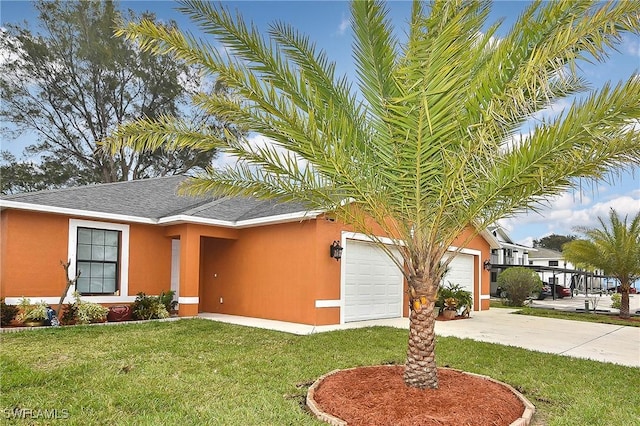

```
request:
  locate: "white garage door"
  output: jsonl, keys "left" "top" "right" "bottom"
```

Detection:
{"left": 344, "top": 240, "right": 404, "bottom": 322}
{"left": 441, "top": 252, "right": 475, "bottom": 307}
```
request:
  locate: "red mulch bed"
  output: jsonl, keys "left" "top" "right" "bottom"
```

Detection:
{"left": 312, "top": 366, "right": 525, "bottom": 426}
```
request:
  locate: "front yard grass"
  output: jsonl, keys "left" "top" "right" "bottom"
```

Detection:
{"left": 1, "top": 319, "right": 639, "bottom": 425}
{"left": 514, "top": 306, "right": 640, "bottom": 327}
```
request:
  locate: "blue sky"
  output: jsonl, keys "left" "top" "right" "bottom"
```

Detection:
{"left": 2, "top": 0, "right": 639, "bottom": 246}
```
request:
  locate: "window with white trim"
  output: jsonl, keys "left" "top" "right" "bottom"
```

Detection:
{"left": 76, "top": 227, "right": 121, "bottom": 294}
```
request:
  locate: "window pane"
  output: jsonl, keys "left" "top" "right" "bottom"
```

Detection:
{"left": 77, "top": 262, "right": 91, "bottom": 278}
{"left": 78, "top": 228, "right": 92, "bottom": 244}
{"left": 104, "top": 246, "right": 118, "bottom": 261}
{"left": 90, "top": 262, "right": 104, "bottom": 278}
{"left": 77, "top": 244, "right": 92, "bottom": 260}
{"left": 92, "top": 246, "right": 105, "bottom": 261}
{"left": 104, "top": 231, "right": 119, "bottom": 246}
{"left": 76, "top": 277, "right": 90, "bottom": 293}
{"left": 103, "top": 279, "right": 116, "bottom": 293}
{"left": 104, "top": 263, "right": 116, "bottom": 279}
{"left": 90, "top": 277, "right": 104, "bottom": 293}
{"left": 92, "top": 230, "right": 105, "bottom": 245}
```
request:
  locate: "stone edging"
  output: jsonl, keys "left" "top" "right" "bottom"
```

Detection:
{"left": 306, "top": 365, "right": 536, "bottom": 426}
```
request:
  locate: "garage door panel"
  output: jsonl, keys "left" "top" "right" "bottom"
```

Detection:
{"left": 344, "top": 240, "right": 404, "bottom": 322}
{"left": 441, "top": 253, "right": 474, "bottom": 306}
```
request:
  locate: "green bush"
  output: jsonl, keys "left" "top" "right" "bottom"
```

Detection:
{"left": 132, "top": 292, "right": 170, "bottom": 320}
{"left": 1, "top": 298, "right": 19, "bottom": 326}
{"left": 62, "top": 292, "right": 109, "bottom": 324}
{"left": 610, "top": 293, "right": 622, "bottom": 310}
{"left": 497, "top": 267, "right": 542, "bottom": 307}
{"left": 436, "top": 283, "right": 472, "bottom": 314}
{"left": 158, "top": 290, "right": 178, "bottom": 313}
{"left": 15, "top": 297, "right": 49, "bottom": 323}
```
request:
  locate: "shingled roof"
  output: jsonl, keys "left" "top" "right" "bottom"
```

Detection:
{"left": 0, "top": 175, "right": 316, "bottom": 225}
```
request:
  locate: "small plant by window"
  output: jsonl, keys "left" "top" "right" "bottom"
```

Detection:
{"left": 62, "top": 292, "right": 109, "bottom": 324}
{"left": 15, "top": 298, "right": 49, "bottom": 324}
{"left": 158, "top": 290, "right": 178, "bottom": 313}
{"left": 132, "top": 292, "right": 170, "bottom": 320}
{"left": 1, "top": 298, "right": 19, "bottom": 326}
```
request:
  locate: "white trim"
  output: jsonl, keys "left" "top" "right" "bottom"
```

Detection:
{"left": 480, "top": 294, "right": 491, "bottom": 300}
{"left": 178, "top": 296, "right": 199, "bottom": 304}
{"left": 68, "top": 219, "right": 130, "bottom": 300}
{"left": 1, "top": 200, "right": 155, "bottom": 224}
{"left": 340, "top": 231, "right": 403, "bottom": 247}
{"left": 158, "top": 210, "right": 324, "bottom": 228}
{"left": 1, "top": 199, "right": 323, "bottom": 229}
{"left": 157, "top": 215, "right": 236, "bottom": 227}
{"left": 315, "top": 299, "right": 341, "bottom": 308}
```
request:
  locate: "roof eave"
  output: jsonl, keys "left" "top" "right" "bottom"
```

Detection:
{"left": 1, "top": 200, "right": 324, "bottom": 229}
{"left": 0, "top": 200, "right": 156, "bottom": 224}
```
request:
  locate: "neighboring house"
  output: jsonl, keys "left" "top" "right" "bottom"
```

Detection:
{"left": 487, "top": 225, "right": 537, "bottom": 294}
{"left": 527, "top": 247, "right": 605, "bottom": 292}
{"left": 1, "top": 175, "right": 497, "bottom": 326}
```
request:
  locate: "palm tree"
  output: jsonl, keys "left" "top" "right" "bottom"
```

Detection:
{"left": 563, "top": 210, "right": 640, "bottom": 319}
{"left": 114, "top": 0, "right": 640, "bottom": 389}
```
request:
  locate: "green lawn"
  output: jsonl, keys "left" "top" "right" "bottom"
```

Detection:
{"left": 1, "top": 319, "right": 639, "bottom": 425}
{"left": 513, "top": 307, "right": 640, "bottom": 327}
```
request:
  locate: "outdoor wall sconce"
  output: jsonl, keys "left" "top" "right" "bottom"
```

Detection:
{"left": 483, "top": 260, "right": 492, "bottom": 271}
{"left": 330, "top": 241, "right": 343, "bottom": 261}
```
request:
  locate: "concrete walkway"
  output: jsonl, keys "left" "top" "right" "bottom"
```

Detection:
{"left": 199, "top": 309, "right": 640, "bottom": 368}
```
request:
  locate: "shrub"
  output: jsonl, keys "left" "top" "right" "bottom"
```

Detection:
{"left": 62, "top": 292, "right": 109, "bottom": 324}
{"left": 497, "top": 267, "right": 542, "bottom": 307}
{"left": 15, "top": 297, "right": 49, "bottom": 323}
{"left": 611, "top": 293, "right": 622, "bottom": 310}
{"left": 436, "top": 283, "right": 472, "bottom": 314}
{"left": 132, "top": 292, "right": 170, "bottom": 320}
{"left": 158, "top": 290, "right": 178, "bottom": 313}
{"left": 61, "top": 303, "right": 78, "bottom": 325}
{"left": 76, "top": 301, "right": 109, "bottom": 324}
{"left": 1, "top": 298, "right": 19, "bottom": 326}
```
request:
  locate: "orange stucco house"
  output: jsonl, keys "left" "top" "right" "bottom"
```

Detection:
{"left": 1, "top": 176, "right": 499, "bottom": 325}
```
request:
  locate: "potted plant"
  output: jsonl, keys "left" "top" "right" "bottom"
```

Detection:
{"left": 16, "top": 297, "right": 49, "bottom": 327}
{"left": 437, "top": 282, "right": 473, "bottom": 319}
{"left": 442, "top": 297, "right": 458, "bottom": 319}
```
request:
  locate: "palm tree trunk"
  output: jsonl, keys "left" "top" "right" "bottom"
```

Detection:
{"left": 404, "top": 300, "right": 439, "bottom": 389}
{"left": 620, "top": 291, "right": 630, "bottom": 319}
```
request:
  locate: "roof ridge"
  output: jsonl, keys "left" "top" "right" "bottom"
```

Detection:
{"left": 169, "top": 195, "right": 231, "bottom": 217}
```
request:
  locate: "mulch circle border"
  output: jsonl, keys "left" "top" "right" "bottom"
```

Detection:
{"left": 306, "top": 365, "right": 535, "bottom": 426}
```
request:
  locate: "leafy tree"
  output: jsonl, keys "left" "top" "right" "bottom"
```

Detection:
{"left": 0, "top": 0, "right": 222, "bottom": 187}
{"left": 115, "top": 0, "right": 640, "bottom": 389}
{"left": 533, "top": 234, "right": 576, "bottom": 252}
{"left": 0, "top": 152, "right": 93, "bottom": 195}
{"left": 563, "top": 209, "right": 640, "bottom": 319}
{"left": 497, "top": 267, "right": 542, "bottom": 306}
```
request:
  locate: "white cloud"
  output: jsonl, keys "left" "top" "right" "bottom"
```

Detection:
{"left": 213, "top": 133, "right": 309, "bottom": 172}
{"left": 530, "top": 98, "right": 572, "bottom": 122}
{"left": 336, "top": 16, "right": 349, "bottom": 36}
{"left": 499, "top": 191, "right": 640, "bottom": 245}
{"left": 623, "top": 34, "right": 640, "bottom": 57}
